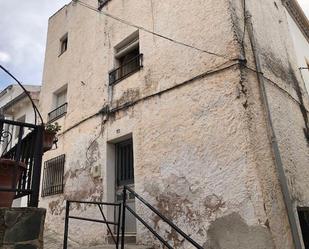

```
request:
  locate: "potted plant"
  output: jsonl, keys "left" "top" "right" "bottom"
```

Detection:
{"left": 0, "top": 159, "right": 26, "bottom": 207}
{"left": 43, "top": 122, "right": 61, "bottom": 152}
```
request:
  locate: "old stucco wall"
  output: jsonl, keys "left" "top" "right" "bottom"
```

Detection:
{"left": 231, "top": 0, "right": 309, "bottom": 248}
{"left": 39, "top": 0, "right": 309, "bottom": 248}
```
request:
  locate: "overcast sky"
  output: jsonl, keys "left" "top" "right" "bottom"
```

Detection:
{"left": 0, "top": 0, "right": 308, "bottom": 90}
{"left": 0, "top": 0, "right": 70, "bottom": 89}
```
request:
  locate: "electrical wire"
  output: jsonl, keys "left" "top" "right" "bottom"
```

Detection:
{"left": 75, "top": 0, "right": 234, "bottom": 60}
{"left": 59, "top": 58, "right": 241, "bottom": 136}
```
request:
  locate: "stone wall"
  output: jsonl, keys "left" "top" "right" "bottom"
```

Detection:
{"left": 0, "top": 208, "right": 46, "bottom": 249}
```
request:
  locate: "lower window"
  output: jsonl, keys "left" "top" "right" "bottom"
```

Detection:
{"left": 41, "top": 154, "right": 65, "bottom": 197}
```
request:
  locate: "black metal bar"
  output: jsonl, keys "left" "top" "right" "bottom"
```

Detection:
{"left": 0, "top": 118, "right": 37, "bottom": 129}
{"left": 125, "top": 186, "right": 203, "bottom": 249}
{"left": 116, "top": 204, "right": 121, "bottom": 249}
{"left": 11, "top": 126, "right": 24, "bottom": 189}
{"left": 0, "top": 188, "right": 32, "bottom": 193}
{"left": 68, "top": 216, "right": 118, "bottom": 225}
{"left": 68, "top": 200, "right": 121, "bottom": 206}
{"left": 120, "top": 188, "right": 127, "bottom": 249}
{"left": 63, "top": 200, "right": 70, "bottom": 249}
{"left": 48, "top": 102, "right": 68, "bottom": 123}
{"left": 110, "top": 54, "right": 142, "bottom": 74}
{"left": 109, "top": 54, "right": 143, "bottom": 85}
{"left": 63, "top": 200, "right": 121, "bottom": 249}
{"left": 98, "top": 204, "right": 117, "bottom": 245}
{"left": 126, "top": 205, "right": 173, "bottom": 249}
{"left": 29, "top": 125, "right": 44, "bottom": 207}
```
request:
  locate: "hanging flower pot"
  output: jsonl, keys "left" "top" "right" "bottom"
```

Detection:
{"left": 43, "top": 130, "right": 56, "bottom": 152}
{"left": 0, "top": 159, "right": 26, "bottom": 207}
{"left": 43, "top": 122, "right": 61, "bottom": 152}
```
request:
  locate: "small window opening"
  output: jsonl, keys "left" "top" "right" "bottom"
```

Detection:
{"left": 60, "top": 33, "right": 68, "bottom": 55}
{"left": 109, "top": 31, "right": 143, "bottom": 85}
{"left": 298, "top": 208, "right": 309, "bottom": 248}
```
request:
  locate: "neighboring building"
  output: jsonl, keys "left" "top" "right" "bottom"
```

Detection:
{"left": 0, "top": 84, "right": 41, "bottom": 206}
{"left": 39, "top": 0, "right": 309, "bottom": 248}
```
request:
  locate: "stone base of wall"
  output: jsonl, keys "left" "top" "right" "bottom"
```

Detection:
{"left": 0, "top": 207, "right": 46, "bottom": 249}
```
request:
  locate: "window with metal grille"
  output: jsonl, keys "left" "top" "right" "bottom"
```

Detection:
{"left": 48, "top": 87, "right": 68, "bottom": 122}
{"left": 41, "top": 154, "right": 65, "bottom": 197}
{"left": 298, "top": 208, "right": 309, "bottom": 248}
{"left": 116, "top": 139, "right": 134, "bottom": 186}
{"left": 109, "top": 31, "right": 143, "bottom": 85}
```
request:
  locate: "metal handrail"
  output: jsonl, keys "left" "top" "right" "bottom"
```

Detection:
{"left": 109, "top": 54, "right": 143, "bottom": 85}
{"left": 63, "top": 200, "right": 121, "bottom": 249}
{"left": 121, "top": 186, "right": 203, "bottom": 249}
{"left": 110, "top": 54, "right": 143, "bottom": 73}
{"left": 48, "top": 102, "right": 68, "bottom": 123}
{"left": 0, "top": 118, "right": 43, "bottom": 207}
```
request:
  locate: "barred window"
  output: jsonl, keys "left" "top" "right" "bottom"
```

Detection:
{"left": 41, "top": 154, "right": 65, "bottom": 197}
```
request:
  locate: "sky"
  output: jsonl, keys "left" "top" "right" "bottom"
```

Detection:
{"left": 0, "top": 0, "right": 70, "bottom": 89}
{"left": 0, "top": 0, "right": 308, "bottom": 90}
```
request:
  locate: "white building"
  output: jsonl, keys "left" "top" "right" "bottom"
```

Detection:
{"left": 0, "top": 84, "right": 41, "bottom": 206}
{"left": 40, "top": 0, "right": 309, "bottom": 248}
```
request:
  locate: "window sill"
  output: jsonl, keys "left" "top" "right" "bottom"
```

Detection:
{"left": 58, "top": 50, "right": 67, "bottom": 57}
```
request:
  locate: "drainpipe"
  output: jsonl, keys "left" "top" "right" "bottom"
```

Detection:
{"left": 246, "top": 14, "right": 303, "bottom": 249}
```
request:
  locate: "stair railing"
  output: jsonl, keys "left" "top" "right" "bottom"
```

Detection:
{"left": 63, "top": 200, "right": 121, "bottom": 249}
{"left": 121, "top": 186, "right": 203, "bottom": 249}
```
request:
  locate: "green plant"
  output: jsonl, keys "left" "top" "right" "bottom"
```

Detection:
{"left": 45, "top": 122, "right": 61, "bottom": 133}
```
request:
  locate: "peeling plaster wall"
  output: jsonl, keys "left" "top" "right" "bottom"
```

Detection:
{"left": 39, "top": 0, "right": 309, "bottom": 248}
{"left": 230, "top": 0, "right": 309, "bottom": 248}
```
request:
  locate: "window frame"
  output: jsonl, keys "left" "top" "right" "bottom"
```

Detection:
{"left": 41, "top": 154, "right": 65, "bottom": 197}
{"left": 59, "top": 33, "right": 68, "bottom": 56}
{"left": 48, "top": 86, "right": 68, "bottom": 123}
{"left": 115, "top": 138, "right": 134, "bottom": 187}
{"left": 109, "top": 31, "right": 143, "bottom": 85}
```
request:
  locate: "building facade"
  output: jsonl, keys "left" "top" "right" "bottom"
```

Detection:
{"left": 0, "top": 84, "right": 41, "bottom": 206}
{"left": 39, "top": 0, "right": 309, "bottom": 248}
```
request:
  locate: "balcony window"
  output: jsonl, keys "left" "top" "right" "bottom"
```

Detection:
{"left": 41, "top": 154, "right": 65, "bottom": 197}
{"left": 48, "top": 87, "right": 67, "bottom": 122}
{"left": 109, "top": 31, "right": 143, "bottom": 85}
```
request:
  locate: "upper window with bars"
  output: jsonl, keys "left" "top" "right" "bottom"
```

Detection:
{"left": 109, "top": 31, "right": 143, "bottom": 85}
{"left": 48, "top": 86, "right": 68, "bottom": 123}
{"left": 41, "top": 154, "right": 65, "bottom": 197}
